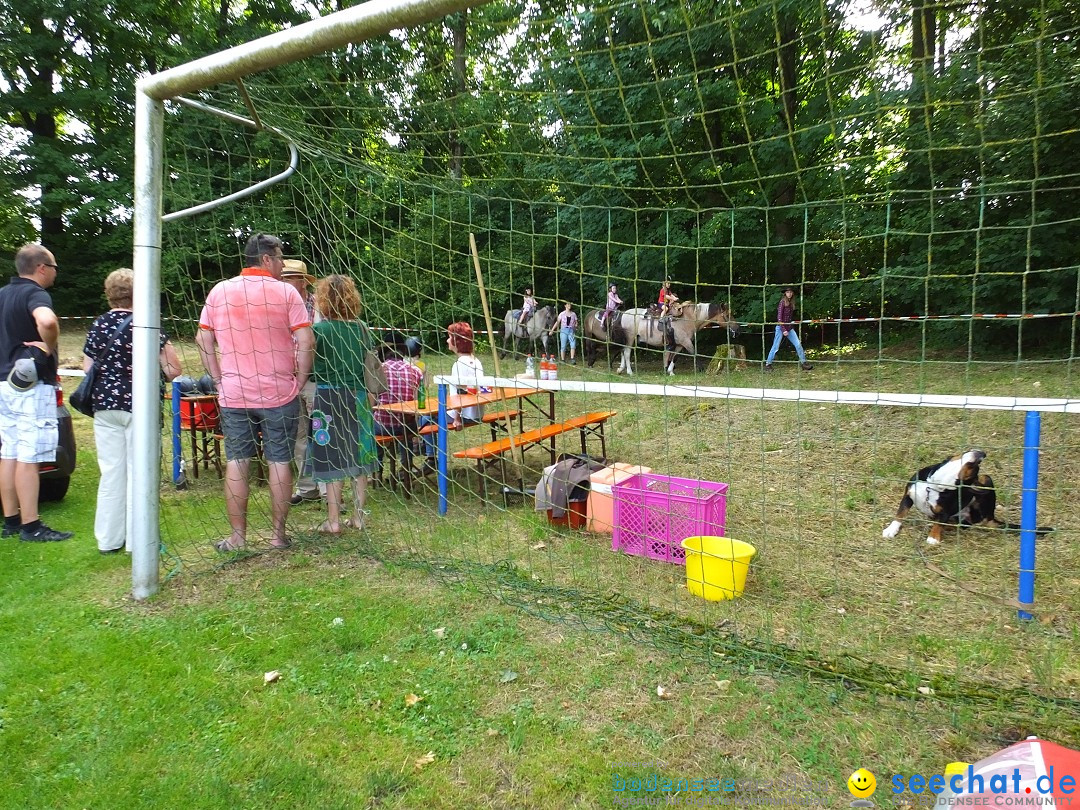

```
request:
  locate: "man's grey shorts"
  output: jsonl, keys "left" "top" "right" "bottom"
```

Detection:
{"left": 220, "top": 398, "right": 300, "bottom": 464}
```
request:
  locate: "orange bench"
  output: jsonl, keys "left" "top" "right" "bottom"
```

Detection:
{"left": 380, "top": 410, "right": 522, "bottom": 497}
{"left": 452, "top": 411, "right": 617, "bottom": 497}
{"left": 417, "top": 409, "right": 522, "bottom": 437}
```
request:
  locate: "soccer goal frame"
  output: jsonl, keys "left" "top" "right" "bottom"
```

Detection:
{"left": 130, "top": 0, "right": 1075, "bottom": 616}
{"left": 131, "top": 0, "right": 483, "bottom": 599}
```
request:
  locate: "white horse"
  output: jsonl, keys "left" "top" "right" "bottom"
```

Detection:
{"left": 501, "top": 305, "right": 555, "bottom": 357}
{"left": 583, "top": 301, "right": 739, "bottom": 375}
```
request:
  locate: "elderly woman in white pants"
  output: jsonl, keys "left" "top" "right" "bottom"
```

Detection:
{"left": 81, "top": 269, "right": 181, "bottom": 553}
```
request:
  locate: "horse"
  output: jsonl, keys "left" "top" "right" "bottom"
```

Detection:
{"left": 583, "top": 301, "right": 740, "bottom": 375}
{"left": 501, "top": 305, "right": 555, "bottom": 357}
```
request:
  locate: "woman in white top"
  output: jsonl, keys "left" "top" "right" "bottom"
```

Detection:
{"left": 445, "top": 321, "right": 484, "bottom": 429}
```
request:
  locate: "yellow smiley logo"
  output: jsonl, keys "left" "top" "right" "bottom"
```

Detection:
{"left": 847, "top": 768, "right": 876, "bottom": 799}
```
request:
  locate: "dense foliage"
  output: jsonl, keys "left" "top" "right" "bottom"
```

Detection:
{"left": 3, "top": 0, "right": 1077, "bottom": 351}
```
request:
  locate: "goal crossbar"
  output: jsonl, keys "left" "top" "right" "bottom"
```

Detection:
{"left": 138, "top": 0, "right": 483, "bottom": 101}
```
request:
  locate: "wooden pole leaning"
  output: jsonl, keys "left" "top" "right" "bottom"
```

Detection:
{"left": 469, "top": 232, "right": 525, "bottom": 471}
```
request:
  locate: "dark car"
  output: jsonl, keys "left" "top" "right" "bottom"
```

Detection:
{"left": 0, "top": 383, "right": 76, "bottom": 502}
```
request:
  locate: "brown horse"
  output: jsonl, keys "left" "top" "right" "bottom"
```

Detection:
{"left": 583, "top": 301, "right": 740, "bottom": 375}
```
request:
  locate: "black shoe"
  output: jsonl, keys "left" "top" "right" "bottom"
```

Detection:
{"left": 20, "top": 523, "right": 73, "bottom": 542}
{"left": 289, "top": 493, "right": 320, "bottom": 506}
{"left": 99, "top": 545, "right": 126, "bottom": 555}
{"left": 2, "top": 525, "right": 18, "bottom": 538}
{"left": 800, "top": 362, "right": 814, "bottom": 371}
{"left": 421, "top": 458, "right": 438, "bottom": 477}
{"left": 764, "top": 364, "right": 774, "bottom": 372}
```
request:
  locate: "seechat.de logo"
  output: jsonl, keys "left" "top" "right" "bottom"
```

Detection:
{"left": 848, "top": 768, "right": 877, "bottom": 807}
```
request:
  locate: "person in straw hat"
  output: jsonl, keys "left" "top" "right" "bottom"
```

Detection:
{"left": 281, "top": 258, "right": 324, "bottom": 504}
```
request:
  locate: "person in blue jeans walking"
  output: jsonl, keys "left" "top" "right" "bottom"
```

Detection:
{"left": 765, "top": 287, "right": 813, "bottom": 371}
{"left": 549, "top": 300, "right": 578, "bottom": 364}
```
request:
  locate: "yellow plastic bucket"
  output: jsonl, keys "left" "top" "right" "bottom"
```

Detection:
{"left": 680, "top": 536, "right": 757, "bottom": 601}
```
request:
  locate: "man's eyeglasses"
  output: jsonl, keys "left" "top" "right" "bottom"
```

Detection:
{"left": 42, "top": 262, "right": 57, "bottom": 269}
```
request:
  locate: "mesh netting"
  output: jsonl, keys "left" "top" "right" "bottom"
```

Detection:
{"left": 151, "top": 0, "right": 1080, "bottom": 710}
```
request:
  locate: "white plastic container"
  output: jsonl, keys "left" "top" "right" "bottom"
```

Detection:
{"left": 587, "top": 463, "right": 653, "bottom": 534}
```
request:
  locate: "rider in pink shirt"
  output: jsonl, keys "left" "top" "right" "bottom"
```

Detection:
{"left": 602, "top": 284, "right": 623, "bottom": 330}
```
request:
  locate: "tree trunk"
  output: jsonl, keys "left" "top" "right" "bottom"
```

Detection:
{"left": 32, "top": 111, "right": 64, "bottom": 246}
{"left": 773, "top": 6, "right": 799, "bottom": 285}
{"left": 449, "top": 10, "right": 467, "bottom": 180}
{"left": 937, "top": 9, "right": 946, "bottom": 75}
{"left": 217, "top": 0, "right": 229, "bottom": 43}
{"left": 909, "top": 0, "right": 936, "bottom": 129}
{"left": 23, "top": 17, "right": 63, "bottom": 246}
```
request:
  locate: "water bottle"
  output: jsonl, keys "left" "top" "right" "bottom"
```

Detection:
{"left": 525, "top": 354, "right": 535, "bottom": 378}
{"left": 549, "top": 355, "right": 558, "bottom": 381}
{"left": 540, "top": 355, "right": 550, "bottom": 380}
{"left": 933, "top": 762, "right": 970, "bottom": 807}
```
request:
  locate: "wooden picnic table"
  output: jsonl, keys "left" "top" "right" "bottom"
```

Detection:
{"left": 374, "top": 386, "right": 553, "bottom": 421}
{"left": 374, "top": 386, "right": 557, "bottom": 458}
{"left": 374, "top": 385, "right": 560, "bottom": 511}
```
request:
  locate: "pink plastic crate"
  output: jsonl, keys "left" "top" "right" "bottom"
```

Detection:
{"left": 612, "top": 473, "right": 728, "bottom": 564}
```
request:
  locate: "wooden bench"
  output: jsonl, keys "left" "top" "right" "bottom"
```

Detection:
{"left": 452, "top": 410, "right": 617, "bottom": 497}
{"left": 379, "top": 410, "right": 522, "bottom": 497}
{"left": 374, "top": 432, "right": 413, "bottom": 497}
{"left": 417, "top": 409, "right": 522, "bottom": 438}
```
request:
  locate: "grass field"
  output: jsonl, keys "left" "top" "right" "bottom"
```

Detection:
{"left": 2, "top": 321, "right": 1074, "bottom": 807}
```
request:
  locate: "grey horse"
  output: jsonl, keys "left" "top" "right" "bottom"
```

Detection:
{"left": 501, "top": 305, "right": 555, "bottom": 357}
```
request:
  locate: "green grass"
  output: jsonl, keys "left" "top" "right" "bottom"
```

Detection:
{"left": 0, "top": 519, "right": 1061, "bottom": 809}
{"left": 8, "top": 327, "right": 1075, "bottom": 807}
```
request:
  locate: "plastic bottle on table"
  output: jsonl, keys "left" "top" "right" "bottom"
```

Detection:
{"left": 525, "top": 353, "right": 535, "bottom": 378}
{"left": 549, "top": 355, "right": 558, "bottom": 381}
{"left": 933, "top": 762, "right": 970, "bottom": 807}
{"left": 540, "top": 355, "right": 551, "bottom": 380}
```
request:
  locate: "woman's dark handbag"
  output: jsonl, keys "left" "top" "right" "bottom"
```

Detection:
{"left": 70, "top": 314, "right": 133, "bottom": 417}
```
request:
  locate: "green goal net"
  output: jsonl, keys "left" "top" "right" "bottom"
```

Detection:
{"left": 149, "top": 0, "right": 1080, "bottom": 710}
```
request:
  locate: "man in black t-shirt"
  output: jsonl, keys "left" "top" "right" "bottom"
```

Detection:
{"left": 0, "top": 244, "right": 73, "bottom": 542}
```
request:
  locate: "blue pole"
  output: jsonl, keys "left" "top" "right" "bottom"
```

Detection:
{"left": 437, "top": 382, "right": 449, "bottom": 515}
{"left": 171, "top": 380, "right": 182, "bottom": 485}
{"left": 1018, "top": 410, "right": 1041, "bottom": 621}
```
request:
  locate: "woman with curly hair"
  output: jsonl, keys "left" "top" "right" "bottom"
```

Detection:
{"left": 309, "top": 274, "right": 378, "bottom": 533}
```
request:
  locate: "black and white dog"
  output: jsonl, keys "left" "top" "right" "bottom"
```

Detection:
{"left": 881, "top": 449, "right": 1053, "bottom": 545}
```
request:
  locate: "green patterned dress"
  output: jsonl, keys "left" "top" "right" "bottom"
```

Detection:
{"left": 309, "top": 319, "right": 378, "bottom": 480}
